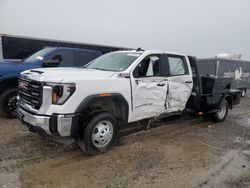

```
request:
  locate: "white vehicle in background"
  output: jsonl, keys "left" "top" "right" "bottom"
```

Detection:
{"left": 17, "top": 49, "right": 241, "bottom": 155}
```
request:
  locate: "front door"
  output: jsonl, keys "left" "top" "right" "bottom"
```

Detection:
{"left": 130, "top": 54, "right": 169, "bottom": 121}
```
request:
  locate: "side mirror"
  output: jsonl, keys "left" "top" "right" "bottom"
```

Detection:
{"left": 42, "top": 59, "right": 61, "bottom": 67}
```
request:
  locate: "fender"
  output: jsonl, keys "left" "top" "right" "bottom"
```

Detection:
{"left": 75, "top": 93, "right": 129, "bottom": 125}
{"left": 0, "top": 75, "right": 19, "bottom": 94}
{"left": 224, "top": 90, "right": 241, "bottom": 108}
{"left": 0, "top": 74, "right": 19, "bottom": 84}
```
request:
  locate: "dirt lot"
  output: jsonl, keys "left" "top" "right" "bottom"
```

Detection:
{"left": 0, "top": 95, "right": 250, "bottom": 188}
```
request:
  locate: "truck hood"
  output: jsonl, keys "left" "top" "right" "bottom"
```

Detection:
{"left": 21, "top": 68, "right": 116, "bottom": 82}
{"left": 0, "top": 60, "right": 40, "bottom": 77}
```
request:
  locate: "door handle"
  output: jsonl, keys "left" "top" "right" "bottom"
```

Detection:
{"left": 185, "top": 81, "right": 193, "bottom": 84}
{"left": 161, "top": 78, "right": 168, "bottom": 81}
{"left": 157, "top": 83, "right": 165, "bottom": 87}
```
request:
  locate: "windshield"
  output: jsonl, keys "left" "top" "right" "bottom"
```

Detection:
{"left": 24, "top": 48, "right": 53, "bottom": 62}
{"left": 85, "top": 52, "right": 141, "bottom": 72}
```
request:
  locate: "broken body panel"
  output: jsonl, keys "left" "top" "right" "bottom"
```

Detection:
{"left": 130, "top": 53, "right": 193, "bottom": 122}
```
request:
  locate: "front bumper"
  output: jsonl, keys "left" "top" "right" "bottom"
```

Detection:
{"left": 17, "top": 106, "right": 79, "bottom": 137}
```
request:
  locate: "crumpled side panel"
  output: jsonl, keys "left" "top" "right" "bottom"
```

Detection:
{"left": 168, "top": 82, "right": 189, "bottom": 108}
{"left": 166, "top": 75, "right": 192, "bottom": 113}
{"left": 132, "top": 80, "right": 168, "bottom": 121}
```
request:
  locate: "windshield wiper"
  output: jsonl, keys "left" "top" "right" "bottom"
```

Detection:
{"left": 90, "top": 68, "right": 109, "bottom": 71}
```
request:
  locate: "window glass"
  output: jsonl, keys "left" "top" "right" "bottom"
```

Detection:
{"left": 86, "top": 52, "right": 141, "bottom": 71}
{"left": 49, "top": 50, "right": 74, "bottom": 66}
{"left": 168, "top": 56, "right": 187, "bottom": 76}
{"left": 74, "top": 51, "right": 99, "bottom": 66}
{"left": 24, "top": 48, "right": 53, "bottom": 63}
{"left": 134, "top": 55, "right": 160, "bottom": 77}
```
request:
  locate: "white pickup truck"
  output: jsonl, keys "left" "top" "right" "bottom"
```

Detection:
{"left": 17, "top": 49, "right": 241, "bottom": 155}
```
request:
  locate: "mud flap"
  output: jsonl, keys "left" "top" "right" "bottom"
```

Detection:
{"left": 77, "top": 136, "right": 87, "bottom": 153}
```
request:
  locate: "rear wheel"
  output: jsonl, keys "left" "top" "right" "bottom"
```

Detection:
{"left": 212, "top": 100, "right": 228, "bottom": 123}
{"left": 0, "top": 88, "right": 18, "bottom": 119}
{"left": 241, "top": 89, "right": 246, "bottom": 97}
{"left": 79, "top": 112, "right": 118, "bottom": 155}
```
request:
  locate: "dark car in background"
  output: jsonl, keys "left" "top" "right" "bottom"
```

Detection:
{"left": 0, "top": 47, "right": 102, "bottom": 118}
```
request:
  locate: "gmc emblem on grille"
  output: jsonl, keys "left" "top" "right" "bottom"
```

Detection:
{"left": 19, "top": 81, "right": 28, "bottom": 90}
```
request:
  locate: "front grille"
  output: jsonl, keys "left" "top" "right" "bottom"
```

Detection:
{"left": 18, "top": 78, "right": 43, "bottom": 110}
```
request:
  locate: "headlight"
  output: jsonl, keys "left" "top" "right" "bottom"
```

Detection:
{"left": 46, "top": 83, "right": 76, "bottom": 105}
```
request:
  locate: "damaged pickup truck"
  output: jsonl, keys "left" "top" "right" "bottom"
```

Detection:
{"left": 17, "top": 49, "right": 241, "bottom": 155}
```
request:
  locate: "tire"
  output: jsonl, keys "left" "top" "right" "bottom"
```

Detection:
{"left": 212, "top": 100, "right": 228, "bottom": 123}
{"left": 79, "top": 112, "right": 118, "bottom": 155}
{"left": 0, "top": 88, "right": 18, "bottom": 119}
{"left": 241, "top": 89, "right": 246, "bottom": 97}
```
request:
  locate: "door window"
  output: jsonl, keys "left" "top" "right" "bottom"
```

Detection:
{"left": 133, "top": 55, "right": 160, "bottom": 78}
{"left": 168, "top": 56, "right": 188, "bottom": 76}
{"left": 49, "top": 50, "right": 74, "bottom": 66}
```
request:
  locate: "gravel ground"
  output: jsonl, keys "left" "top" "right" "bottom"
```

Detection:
{"left": 0, "top": 95, "right": 250, "bottom": 188}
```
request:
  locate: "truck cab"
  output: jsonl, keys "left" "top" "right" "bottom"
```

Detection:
{"left": 17, "top": 50, "right": 240, "bottom": 155}
{"left": 0, "top": 47, "right": 102, "bottom": 118}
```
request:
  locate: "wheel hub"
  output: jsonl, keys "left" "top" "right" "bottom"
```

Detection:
{"left": 92, "top": 120, "right": 113, "bottom": 148}
{"left": 218, "top": 102, "right": 226, "bottom": 119}
{"left": 7, "top": 96, "right": 17, "bottom": 112}
{"left": 242, "top": 90, "right": 246, "bottom": 97}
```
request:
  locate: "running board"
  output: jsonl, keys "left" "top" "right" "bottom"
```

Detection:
{"left": 146, "top": 112, "right": 182, "bottom": 129}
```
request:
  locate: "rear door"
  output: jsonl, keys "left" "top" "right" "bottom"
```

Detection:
{"left": 166, "top": 54, "right": 193, "bottom": 112}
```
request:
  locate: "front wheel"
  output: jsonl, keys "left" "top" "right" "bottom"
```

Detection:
{"left": 212, "top": 100, "right": 228, "bottom": 123}
{"left": 79, "top": 112, "right": 118, "bottom": 155}
{"left": 0, "top": 88, "right": 18, "bottom": 119}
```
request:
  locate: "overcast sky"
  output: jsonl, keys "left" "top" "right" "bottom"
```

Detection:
{"left": 0, "top": 0, "right": 250, "bottom": 59}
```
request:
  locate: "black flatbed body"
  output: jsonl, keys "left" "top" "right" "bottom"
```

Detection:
{"left": 186, "top": 56, "right": 241, "bottom": 114}
{"left": 197, "top": 58, "right": 250, "bottom": 91}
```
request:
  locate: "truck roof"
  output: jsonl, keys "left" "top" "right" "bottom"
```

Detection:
{"left": 43, "top": 47, "right": 103, "bottom": 53}
{"left": 113, "top": 49, "right": 187, "bottom": 57}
